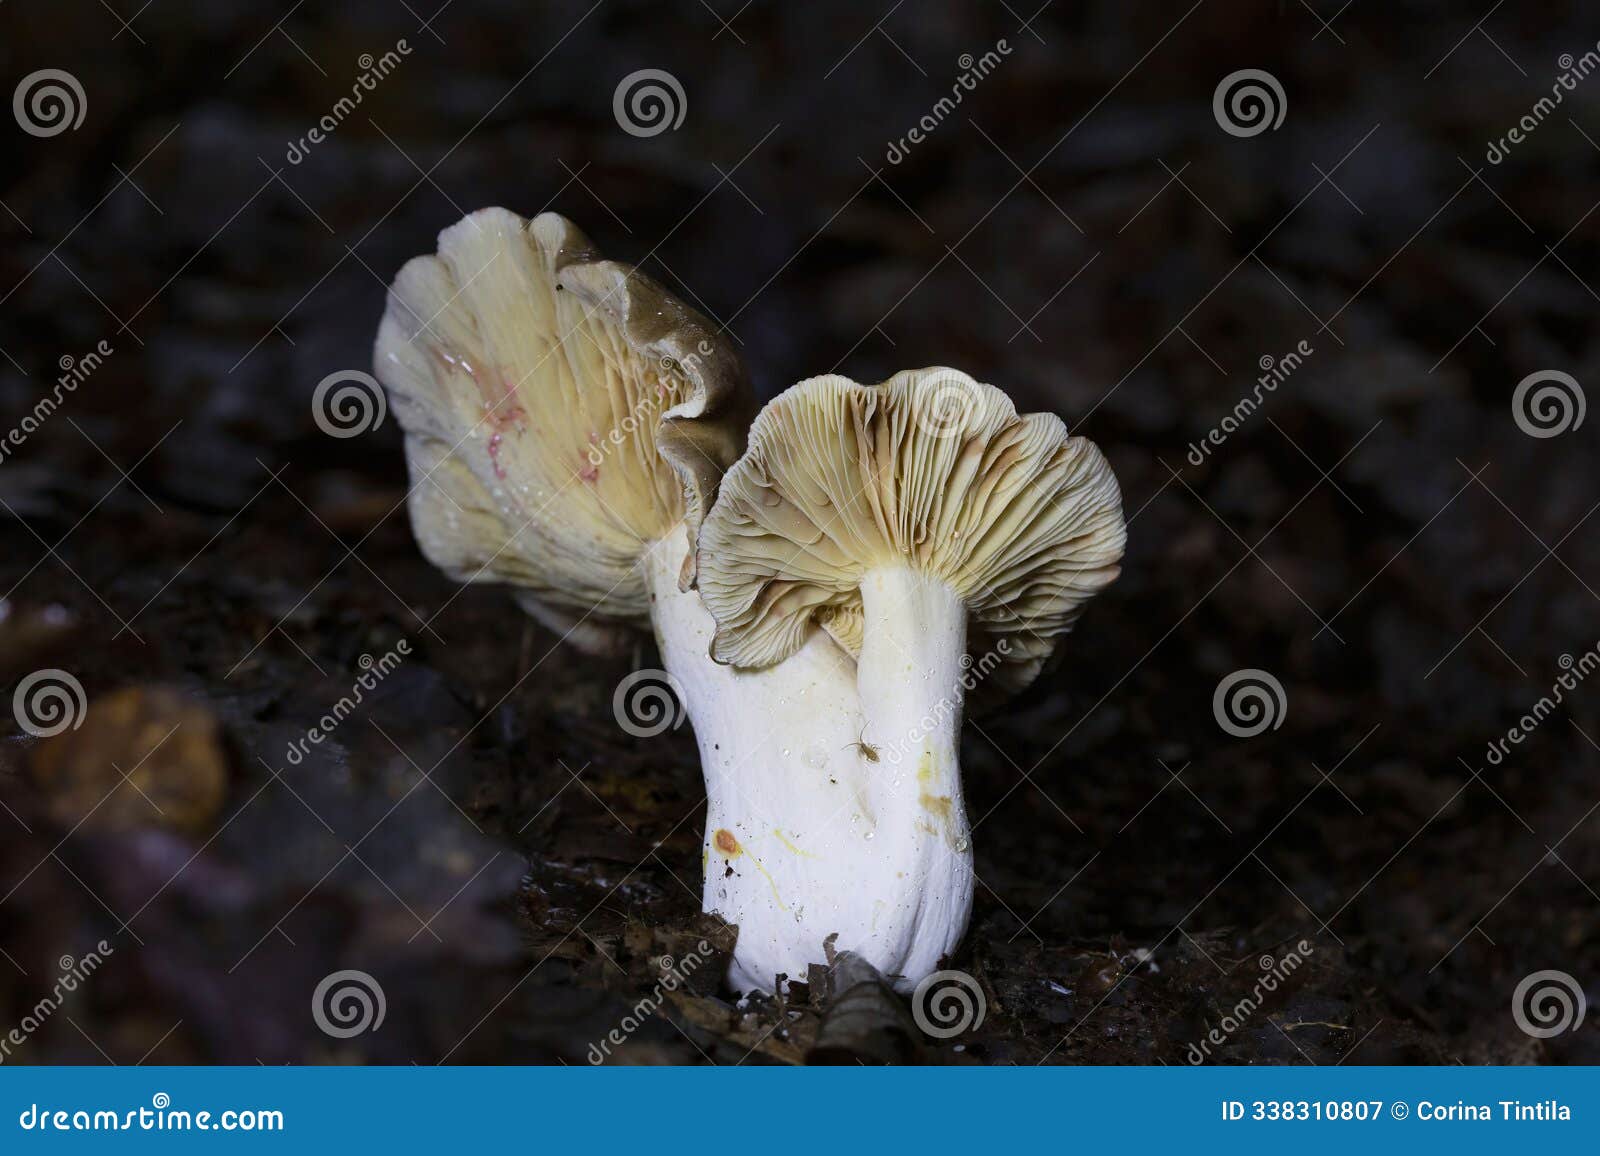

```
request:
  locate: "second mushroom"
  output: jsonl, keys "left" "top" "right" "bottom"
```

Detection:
{"left": 695, "top": 369, "right": 1126, "bottom": 991}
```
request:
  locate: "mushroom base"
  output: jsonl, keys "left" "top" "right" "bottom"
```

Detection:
{"left": 646, "top": 530, "right": 974, "bottom": 994}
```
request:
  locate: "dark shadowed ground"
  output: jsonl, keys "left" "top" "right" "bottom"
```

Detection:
{"left": 1, "top": 0, "right": 1598, "bottom": 1064}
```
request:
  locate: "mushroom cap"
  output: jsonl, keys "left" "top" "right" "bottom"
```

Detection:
{"left": 374, "top": 209, "right": 753, "bottom": 642}
{"left": 695, "top": 368, "right": 1126, "bottom": 694}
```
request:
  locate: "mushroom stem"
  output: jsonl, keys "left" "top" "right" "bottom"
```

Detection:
{"left": 646, "top": 525, "right": 865, "bottom": 993}
{"left": 643, "top": 532, "right": 972, "bottom": 993}
{"left": 856, "top": 566, "right": 975, "bottom": 982}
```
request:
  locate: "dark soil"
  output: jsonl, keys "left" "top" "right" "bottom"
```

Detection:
{"left": 1, "top": 0, "right": 1597, "bottom": 1064}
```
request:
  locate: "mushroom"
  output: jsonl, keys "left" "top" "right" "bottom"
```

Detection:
{"left": 695, "top": 368, "right": 1126, "bottom": 991}
{"left": 373, "top": 208, "right": 752, "bottom": 655}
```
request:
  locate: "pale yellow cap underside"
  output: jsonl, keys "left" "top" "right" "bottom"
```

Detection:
{"left": 696, "top": 369, "right": 1127, "bottom": 695}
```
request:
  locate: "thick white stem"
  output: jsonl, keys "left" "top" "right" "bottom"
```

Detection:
{"left": 855, "top": 565, "right": 974, "bottom": 985}
{"left": 645, "top": 528, "right": 973, "bottom": 994}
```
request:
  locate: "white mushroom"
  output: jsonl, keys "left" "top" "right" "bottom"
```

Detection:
{"left": 374, "top": 208, "right": 750, "bottom": 649}
{"left": 696, "top": 368, "right": 1127, "bottom": 992}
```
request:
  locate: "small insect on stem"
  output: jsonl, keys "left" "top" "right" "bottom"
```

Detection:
{"left": 843, "top": 728, "right": 880, "bottom": 763}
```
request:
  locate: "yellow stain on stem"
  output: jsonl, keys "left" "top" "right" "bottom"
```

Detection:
{"left": 916, "top": 751, "right": 965, "bottom": 851}
{"left": 917, "top": 753, "right": 953, "bottom": 822}
{"left": 771, "top": 828, "right": 820, "bottom": 859}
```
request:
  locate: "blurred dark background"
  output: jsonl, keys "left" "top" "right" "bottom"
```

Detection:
{"left": 1, "top": 0, "right": 1598, "bottom": 1063}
